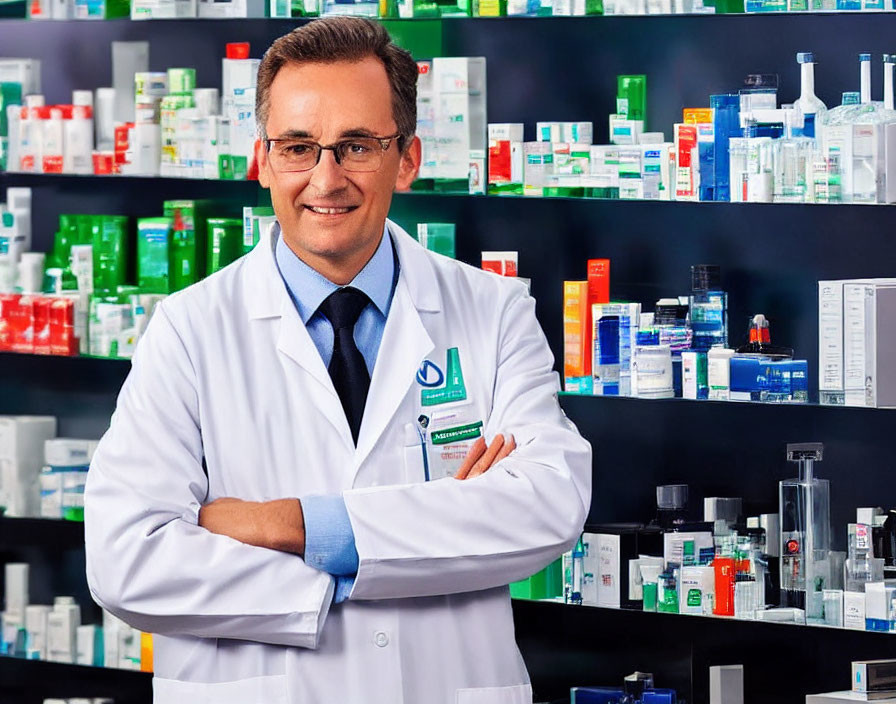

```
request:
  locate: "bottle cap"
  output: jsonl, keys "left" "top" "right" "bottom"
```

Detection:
{"left": 744, "top": 73, "right": 779, "bottom": 89}
{"left": 691, "top": 264, "right": 721, "bottom": 292}
{"left": 843, "top": 91, "right": 861, "bottom": 105}
{"left": 797, "top": 52, "right": 815, "bottom": 64}
{"left": 860, "top": 52, "right": 872, "bottom": 61}
{"left": 657, "top": 484, "right": 688, "bottom": 510}
{"left": 226, "top": 42, "right": 250, "bottom": 60}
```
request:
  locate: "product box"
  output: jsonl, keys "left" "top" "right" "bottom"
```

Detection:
{"left": 843, "top": 282, "right": 896, "bottom": 408}
{"left": 522, "top": 141, "right": 552, "bottom": 196}
{"left": 663, "top": 530, "right": 714, "bottom": 568}
{"left": 164, "top": 200, "right": 212, "bottom": 292}
{"left": 137, "top": 217, "right": 173, "bottom": 294}
{"left": 0, "top": 416, "right": 57, "bottom": 518}
{"left": 729, "top": 357, "right": 809, "bottom": 403}
{"left": 680, "top": 565, "right": 715, "bottom": 615}
{"left": 808, "top": 694, "right": 896, "bottom": 703}
{"left": 563, "top": 281, "right": 591, "bottom": 394}
{"left": 844, "top": 590, "right": 867, "bottom": 631}
{"left": 592, "top": 302, "right": 640, "bottom": 397}
{"left": 131, "top": 0, "right": 196, "bottom": 17}
{"left": 674, "top": 123, "right": 699, "bottom": 201}
{"left": 417, "top": 223, "right": 456, "bottom": 259}
{"left": 853, "top": 660, "right": 896, "bottom": 696}
{"left": 589, "top": 523, "right": 641, "bottom": 608}
{"left": 488, "top": 123, "right": 524, "bottom": 188}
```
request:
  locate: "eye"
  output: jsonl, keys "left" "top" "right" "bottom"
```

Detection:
{"left": 343, "top": 140, "right": 374, "bottom": 155}
{"left": 280, "top": 141, "right": 315, "bottom": 156}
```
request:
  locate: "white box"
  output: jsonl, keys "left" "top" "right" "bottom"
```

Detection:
{"left": 131, "top": 0, "right": 196, "bottom": 17}
{"left": 844, "top": 590, "right": 867, "bottom": 630}
{"left": 47, "top": 600, "right": 80, "bottom": 664}
{"left": 844, "top": 283, "right": 896, "bottom": 408}
{"left": 112, "top": 42, "right": 149, "bottom": 124}
{"left": 198, "top": 0, "right": 265, "bottom": 16}
{"left": 44, "top": 438, "right": 96, "bottom": 467}
{"left": 76, "top": 624, "right": 98, "bottom": 666}
{"left": 680, "top": 565, "right": 714, "bottom": 615}
{"left": 596, "top": 533, "right": 621, "bottom": 607}
{"left": 710, "top": 664, "right": 744, "bottom": 704}
{"left": 582, "top": 532, "right": 598, "bottom": 606}
{"left": 0, "top": 416, "right": 57, "bottom": 517}
{"left": 865, "top": 582, "right": 895, "bottom": 624}
{"left": 708, "top": 348, "right": 735, "bottom": 401}
{"left": 488, "top": 123, "right": 524, "bottom": 142}
{"left": 24, "top": 604, "right": 50, "bottom": 659}
{"left": 808, "top": 694, "right": 896, "bottom": 703}
{"left": 4, "top": 563, "right": 28, "bottom": 618}
{"left": 663, "top": 531, "right": 714, "bottom": 568}
{"left": 0, "top": 59, "right": 41, "bottom": 95}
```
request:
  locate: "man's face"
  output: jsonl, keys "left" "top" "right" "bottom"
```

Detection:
{"left": 256, "top": 57, "right": 420, "bottom": 280}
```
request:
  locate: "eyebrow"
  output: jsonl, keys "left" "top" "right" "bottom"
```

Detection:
{"left": 268, "top": 127, "right": 389, "bottom": 141}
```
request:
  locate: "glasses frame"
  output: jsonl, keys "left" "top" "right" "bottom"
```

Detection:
{"left": 264, "top": 133, "right": 403, "bottom": 173}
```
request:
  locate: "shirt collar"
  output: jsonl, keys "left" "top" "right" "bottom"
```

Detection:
{"left": 274, "top": 222, "right": 395, "bottom": 324}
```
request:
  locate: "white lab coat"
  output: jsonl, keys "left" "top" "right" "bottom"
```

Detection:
{"left": 84, "top": 220, "right": 592, "bottom": 704}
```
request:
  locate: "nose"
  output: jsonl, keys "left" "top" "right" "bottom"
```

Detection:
{"left": 307, "top": 147, "right": 349, "bottom": 194}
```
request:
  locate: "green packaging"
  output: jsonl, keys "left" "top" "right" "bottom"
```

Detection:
{"left": 206, "top": 218, "right": 243, "bottom": 275}
{"left": 91, "top": 215, "right": 129, "bottom": 295}
{"left": 0, "top": 83, "right": 23, "bottom": 138}
{"left": 164, "top": 200, "right": 212, "bottom": 292}
{"left": 617, "top": 74, "right": 647, "bottom": 123}
{"left": 137, "top": 217, "right": 174, "bottom": 294}
{"left": 242, "top": 206, "right": 276, "bottom": 254}
{"left": 416, "top": 223, "right": 456, "bottom": 259}
{"left": 509, "top": 557, "right": 563, "bottom": 600}
{"left": 167, "top": 68, "right": 197, "bottom": 96}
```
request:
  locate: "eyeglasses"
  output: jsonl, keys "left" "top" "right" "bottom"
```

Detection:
{"left": 264, "top": 134, "right": 402, "bottom": 173}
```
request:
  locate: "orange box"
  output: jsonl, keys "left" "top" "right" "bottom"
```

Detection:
{"left": 563, "top": 280, "right": 592, "bottom": 393}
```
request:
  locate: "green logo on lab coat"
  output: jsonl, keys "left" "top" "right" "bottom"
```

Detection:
{"left": 420, "top": 347, "right": 467, "bottom": 407}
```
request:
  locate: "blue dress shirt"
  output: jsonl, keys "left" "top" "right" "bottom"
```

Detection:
{"left": 274, "top": 223, "right": 398, "bottom": 603}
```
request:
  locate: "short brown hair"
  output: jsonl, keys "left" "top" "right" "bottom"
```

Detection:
{"left": 256, "top": 17, "right": 418, "bottom": 150}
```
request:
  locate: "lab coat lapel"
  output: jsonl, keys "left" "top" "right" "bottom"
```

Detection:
{"left": 245, "top": 222, "right": 355, "bottom": 450}
{"left": 275, "top": 297, "right": 355, "bottom": 449}
{"left": 352, "top": 223, "right": 440, "bottom": 475}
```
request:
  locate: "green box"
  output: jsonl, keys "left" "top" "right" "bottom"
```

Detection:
{"left": 0, "top": 82, "right": 23, "bottom": 137}
{"left": 617, "top": 74, "right": 647, "bottom": 123}
{"left": 137, "top": 217, "right": 173, "bottom": 294}
{"left": 164, "top": 200, "right": 213, "bottom": 292}
{"left": 509, "top": 558, "right": 563, "bottom": 600}
{"left": 91, "top": 215, "right": 129, "bottom": 295}
{"left": 206, "top": 217, "right": 243, "bottom": 275}
{"left": 416, "top": 222, "right": 456, "bottom": 259}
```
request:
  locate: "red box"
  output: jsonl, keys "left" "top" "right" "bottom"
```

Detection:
{"left": 0, "top": 293, "right": 15, "bottom": 351}
{"left": 7, "top": 294, "right": 35, "bottom": 353}
{"left": 49, "top": 297, "right": 79, "bottom": 356}
{"left": 32, "top": 296, "right": 52, "bottom": 355}
{"left": 587, "top": 258, "right": 611, "bottom": 306}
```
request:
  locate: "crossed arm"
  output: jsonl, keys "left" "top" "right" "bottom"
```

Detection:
{"left": 198, "top": 434, "right": 516, "bottom": 556}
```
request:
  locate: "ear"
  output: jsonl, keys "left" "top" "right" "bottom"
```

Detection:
{"left": 254, "top": 138, "right": 271, "bottom": 189}
{"left": 394, "top": 135, "right": 421, "bottom": 192}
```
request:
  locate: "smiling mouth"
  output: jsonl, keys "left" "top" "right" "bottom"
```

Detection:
{"left": 304, "top": 205, "right": 358, "bottom": 215}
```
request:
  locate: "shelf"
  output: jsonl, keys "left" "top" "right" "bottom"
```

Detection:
{"left": 0, "top": 516, "right": 85, "bottom": 550}
{"left": 514, "top": 596, "right": 896, "bottom": 636}
{"left": 0, "top": 655, "right": 151, "bottom": 704}
{"left": 7, "top": 171, "right": 896, "bottom": 210}
{"left": 557, "top": 391, "right": 883, "bottom": 411}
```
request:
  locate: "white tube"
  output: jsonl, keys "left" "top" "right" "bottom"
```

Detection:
{"left": 861, "top": 54, "right": 872, "bottom": 104}
{"left": 885, "top": 56, "right": 894, "bottom": 111}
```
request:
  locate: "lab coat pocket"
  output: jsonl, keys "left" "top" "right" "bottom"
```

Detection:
{"left": 455, "top": 683, "right": 533, "bottom": 704}
{"left": 152, "top": 674, "right": 288, "bottom": 704}
{"left": 402, "top": 422, "right": 429, "bottom": 483}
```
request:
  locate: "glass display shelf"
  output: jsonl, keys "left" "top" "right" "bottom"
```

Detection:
{"left": 6, "top": 171, "right": 896, "bottom": 209}
{"left": 557, "top": 390, "right": 885, "bottom": 411}
{"left": 0, "top": 652, "right": 152, "bottom": 676}
{"left": 513, "top": 595, "right": 896, "bottom": 636}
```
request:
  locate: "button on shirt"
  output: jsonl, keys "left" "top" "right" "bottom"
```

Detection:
{"left": 274, "top": 222, "right": 398, "bottom": 603}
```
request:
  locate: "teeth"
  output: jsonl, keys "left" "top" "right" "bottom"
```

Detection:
{"left": 308, "top": 206, "right": 351, "bottom": 215}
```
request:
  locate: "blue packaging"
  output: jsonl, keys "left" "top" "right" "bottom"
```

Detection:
{"left": 729, "top": 357, "right": 809, "bottom": 403}
{"left": 710, "top": 94, "right": 740, "bottom": 202}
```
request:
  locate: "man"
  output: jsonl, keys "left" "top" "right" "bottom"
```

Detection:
{"left": 84, "top": 17, "right": 591, "bottom": 704}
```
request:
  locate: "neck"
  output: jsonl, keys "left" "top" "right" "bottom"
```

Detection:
{"left": 800, "top": 62, "right": 815, "bottom": 101}
{"left": 282, "top": 232, "right": 383, "bottom": 287}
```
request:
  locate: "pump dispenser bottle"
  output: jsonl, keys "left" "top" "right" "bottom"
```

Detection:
{"left": 779, "top": 443, "right": 831, "bottom": 622}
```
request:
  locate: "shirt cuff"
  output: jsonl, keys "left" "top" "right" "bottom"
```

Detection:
{"left": 334, "top": 576, "right": 355, "bottom": 604}
{"left": 302, "top": 494, "right": 359, "bottom": 577}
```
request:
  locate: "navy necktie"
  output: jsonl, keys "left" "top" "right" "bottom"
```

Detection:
{"left": 318, "top": 287, "right": 371, "bottom": 445}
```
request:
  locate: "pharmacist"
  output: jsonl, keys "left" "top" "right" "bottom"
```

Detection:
{"left": 84, "top": 17, "right": 591, "bottom": 704}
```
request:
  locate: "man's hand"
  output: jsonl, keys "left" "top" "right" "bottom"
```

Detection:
{"left": 454, "top": 433, "right": 516, "bottom": 480}
{"left": 198, "top": 497, "right": 306, "bottom": 556}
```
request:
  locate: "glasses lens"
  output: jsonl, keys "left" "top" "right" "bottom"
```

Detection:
{"left": 338, "top": 138, "right": 384, "bottom": 173}
{"left": 271, "top": 140, "right": 319, "bottom": 172}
